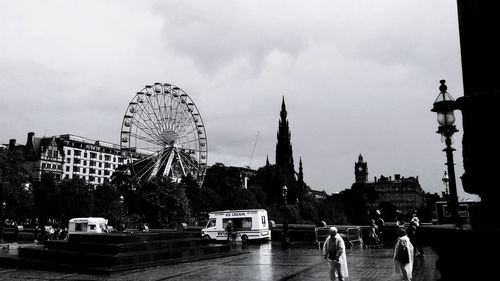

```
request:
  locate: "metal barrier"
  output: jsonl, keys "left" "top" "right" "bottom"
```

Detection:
{"left": 315, "top": 225, "right": 363, "bottom": 250}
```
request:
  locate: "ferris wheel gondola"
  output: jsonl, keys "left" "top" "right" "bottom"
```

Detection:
{"left": 120, "top": 83, "right": 208, "bottom": 187}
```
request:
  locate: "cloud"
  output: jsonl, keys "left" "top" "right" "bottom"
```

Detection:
{"left": 154, "top": 0, "right": 310, "bottom": 75}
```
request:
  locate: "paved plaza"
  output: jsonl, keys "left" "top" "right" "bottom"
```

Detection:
{"left": 0, "top": 241, "right": 438, "bottom": 281}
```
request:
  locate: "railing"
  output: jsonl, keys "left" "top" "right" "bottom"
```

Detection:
{"left": 314, "top": 225, "right": 363, "bottom": 250}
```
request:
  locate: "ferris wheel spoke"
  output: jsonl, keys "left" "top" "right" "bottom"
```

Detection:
{"left": 137, "top": 103, "right": 161, "bottom": 138}
{"left": 175, "top": 148, "right": 188, "bottom": 176}
{"left": 178, "top": 152, "right": 201, "bottom": 174}
{"left": 161, "top": 148, "right": 177, "bottom": 178}
{"left": 129, "top": 132, "right": 162, "bottom": 149}
{"left": 177, "top": 138, "right": 200, "bottom": 146}
{"left": 149, "top": 150, "right": 169, "bottom": 180}
{"left": 135, "top": 96, "right": 164, "bottom": 138}
{"left": 134, "top": 159, "right": 157, "bottom": 181}
{"left": 177, "top": 124, "right": 197, "bottom": 138}
{"left": 142, "top": 93, "right": 165, "bottom": 136}
{"left": 132, "top": 110, "right": 163, "bottom": 141}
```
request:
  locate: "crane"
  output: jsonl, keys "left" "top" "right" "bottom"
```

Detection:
{"left": 248, "top": 131, "right": 260, "bottom": 169}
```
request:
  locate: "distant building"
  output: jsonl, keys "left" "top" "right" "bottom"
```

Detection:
{"left": 205, "top": 163, "right": 257, "bottom": 189}
{"left": 310, "top": 189, "right": 328, "bottom": 200}
{"left": 20, "top": 132, "right": 125, "bottom": 186}
{"left": 354, "top": 154, "right": 426, "bottom": 214}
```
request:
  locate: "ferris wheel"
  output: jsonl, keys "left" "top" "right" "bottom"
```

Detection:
{"left": 120, "top": 83, "right": 208, "bottom": 187}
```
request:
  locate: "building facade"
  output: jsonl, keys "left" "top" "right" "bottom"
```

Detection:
{"left": 23, "top": 132, "right": 124, "bottom": 186}
{"left": 354, "top": 155, "right": 426, "bottom": 214}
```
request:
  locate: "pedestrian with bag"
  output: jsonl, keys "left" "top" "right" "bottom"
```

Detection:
{"left": 393, "top": 227, "right": 414, "bottom": 281}
{"left": 323, "top": 227, "right": 348, "bottom": 281}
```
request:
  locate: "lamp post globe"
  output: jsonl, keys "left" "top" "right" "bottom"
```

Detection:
{"left": 431, "top": 80, "right": 460, "bottom": 225}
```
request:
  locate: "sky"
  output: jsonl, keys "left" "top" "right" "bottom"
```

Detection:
{"left": 0, "top": 0, "right": 479, "bottom": 201}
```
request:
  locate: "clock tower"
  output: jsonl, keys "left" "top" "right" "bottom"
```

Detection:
{"left": 355, "top": 154, "right": 368, "bottom": 183}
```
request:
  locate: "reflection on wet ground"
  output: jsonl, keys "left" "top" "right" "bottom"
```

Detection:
{"left": 0, "top": 240, "right": 437, "bottom": 280}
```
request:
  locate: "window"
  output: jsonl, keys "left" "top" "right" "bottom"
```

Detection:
{"left": 73, "top": 167, "right": 80, "bottom": 172}
{"left": 104, "top": 155, "right": 111, "bottom": 161}
{"left": 104, "top": 163, "right": 111, "bottom": 168}
{"left": 104, "top": 170, "right": 110, "bottom": 176}
{"left": 66, "top": 158, "right": 71, "bottom": 163}
{"left": 99, "top": 155, "right": 102, "bottom": 160}
{"left": 206, "top": 219, "right": 216, "bottom": 228}
{"left": 83, "top": 168, "right": 86, "bottom": 173}
{"left": 84, "top": 152, "right": 88, "bottom": 158}
{"left": 74, "top": 159, "right": 81, "bottom": 164}
{"left": 67, "top": 150, "right": 71, "bottom": 155}
{"left": 222, "top": 218, "right": 252, "bottom": 231}
{"left": 74, "top": 150, "right": 81, "bottom": 156}
{"left": 261, "top": 216, "right": 266, "bottom": 226}
{"left": 98, "top": 163, "right": 102, "bottom": 168}
{"left": 90, "top": 152, "right": 97, "bottom": 159}
{"left": 90, "top": 161, "right": 95, "bottom": 167}
{"left": 83, "top": 160, "right": 87, "bottom": 166}
{"left": 89, "top": 168, "right": 96, "bottom": 174}
{"left": 66, "top": 166, "right": 70, "bottom": 172}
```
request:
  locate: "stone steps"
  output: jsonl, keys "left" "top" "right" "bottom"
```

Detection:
{"left": 14, "top": 230, "right": 231, "bottom": 274}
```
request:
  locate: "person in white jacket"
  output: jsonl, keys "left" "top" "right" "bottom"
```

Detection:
{"left": 393, "top": 227, "right": 414, "bottom": 281}
{"left": 323, "top": 227, "right": 348, "bottom": 281}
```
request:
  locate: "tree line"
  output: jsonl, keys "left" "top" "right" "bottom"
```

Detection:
{"left": 1, "top": 147, "right": 433, "bottom": 229}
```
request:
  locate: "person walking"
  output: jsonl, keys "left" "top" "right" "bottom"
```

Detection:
{"left": 409, "top": 214, "right": 424, "bottom": 256}
{"left": 374, "top": 210, "right": 384, "bottom": 241}
{"left": 225, "top": 220, "right": 233, "bottom": 242}
{"left": 393, "top": 227, "right": 414, "bottom": 281}
{"left": 323, "top": 227, "right": 348, "bottom": 281}
{"left": 368, "top": 219, "right": 381, "bottom": 248}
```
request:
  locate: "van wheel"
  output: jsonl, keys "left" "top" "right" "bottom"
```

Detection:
{"left": 204, "top": 235, "right": 211, "bottom": 242}
{"left": 241, "top": 235, "right": 249, "bottom": 243}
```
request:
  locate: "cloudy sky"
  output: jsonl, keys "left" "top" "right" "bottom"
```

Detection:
{"left": 0, "top": 0, "right": 478, "bottom": 200}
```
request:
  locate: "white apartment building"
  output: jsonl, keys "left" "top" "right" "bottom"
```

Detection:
{"left": 24, "top": 132, "right": 125, "bottom": 186}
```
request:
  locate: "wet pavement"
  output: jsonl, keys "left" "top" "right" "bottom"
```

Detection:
{"left": 0, "top": 241, "right": 438, "bottom": 280}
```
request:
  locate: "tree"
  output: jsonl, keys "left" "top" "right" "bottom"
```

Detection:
{"left": 56, "top": 178, "right": 94, "bottom": 225}
{"left": 136, "top": 176, "right": 191, "bottom": 228}
{"left": 0, "top": 147, "right": 33, "bottom": 222}
{"left": 32, "top": 174, "right": 59, "bottom": 226}
{"left": 93, "top": 183, "right": 125, "bottom": 228}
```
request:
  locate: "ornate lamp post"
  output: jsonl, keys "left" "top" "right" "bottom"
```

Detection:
{"left": 0, "top": 201, "right": 6, "bottom": 243}
{"left": 442, "top": 171, "right": 449, "bottom": 198}
{"left": 431, "top": 80, "right": 460, "bottom": 225}
{"left": 281, "top": 185, "right": 289, "bottom": 249}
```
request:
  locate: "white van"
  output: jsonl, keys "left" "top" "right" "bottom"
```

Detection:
{"left": 68, "top": 217, "right": 109, "bottom": 234}
{"left": 201, "top": 209, "right": 270, "bottom": 242}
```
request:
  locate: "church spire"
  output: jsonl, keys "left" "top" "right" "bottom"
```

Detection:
{"left": 276, "top": 96, "right": 294, "bottom": 174}
{"left": 298, "top": 157, "right": 305, "bottom": 201}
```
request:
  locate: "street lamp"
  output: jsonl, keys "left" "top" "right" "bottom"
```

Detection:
{"left": 431, "top": 80, "right": 460, "bottom": 225}
{"left": 281, "top": 185, "right": 289, "bottom": 249}
{"left": 0, "top": 201, "right": 6, "bottom": 243}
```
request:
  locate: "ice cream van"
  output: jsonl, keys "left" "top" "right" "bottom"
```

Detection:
{"left": 68, "top": 217, "right": 109, "bottom": 234}
{"left": 201, "top": 209, "right": 270, "bottom": 242}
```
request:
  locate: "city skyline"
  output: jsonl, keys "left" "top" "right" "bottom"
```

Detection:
{"left": 0, "top": 1, "right": 477, "bottom": 200}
